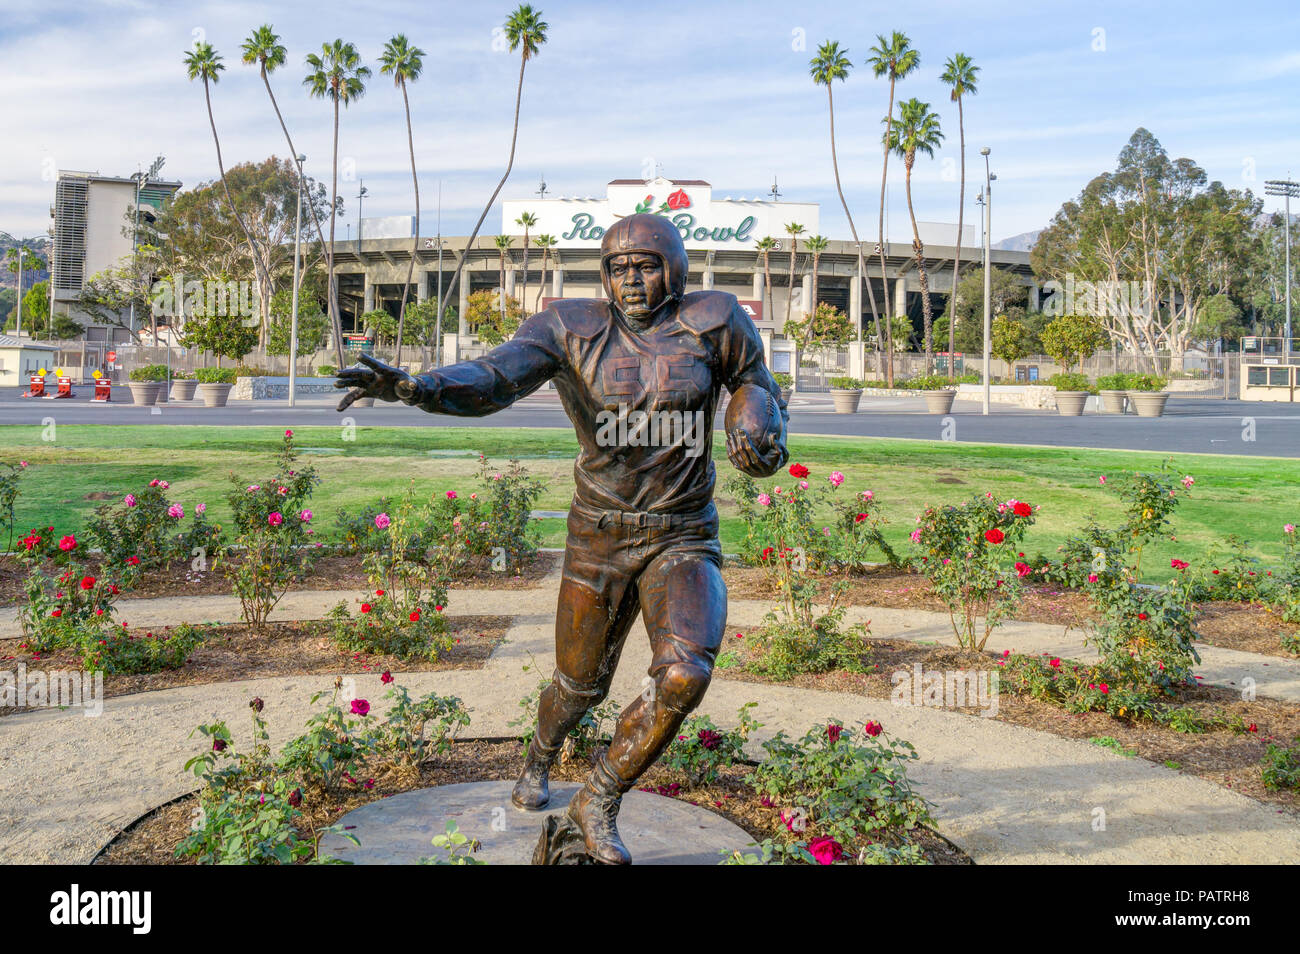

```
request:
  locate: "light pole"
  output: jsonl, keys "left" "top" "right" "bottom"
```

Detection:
{"left": 356, "top": 180, "right": 368, "bottom": 255}
{"left": 289, "top": 154, "right": 306, "bottom": 407}
{"left": 980, "top": 147, "right": 993, "bottom": 416}
{"left": 14, "top": 247, "right": 23, "bottom": 337}
{"left": 434, "top": 180, "right": 444, "bottom": 367}
{"left": 1265, "top": 179, "right": 1298, "bottom": 354}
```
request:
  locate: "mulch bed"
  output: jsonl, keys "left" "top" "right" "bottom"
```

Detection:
{"left": 717, "top": 631, "right": 1300, "bottom": 814}
{"left": 0, "top": 551, "right": 558, "bottom": 607}
{"left": 0, "top": 614, "right": 511, "bottom": 716}
{"left": 721, "top": 563, "right": 1300, "bottom": 659}
{"left": 94, "top": 738, "right": 970, "bottom": 866}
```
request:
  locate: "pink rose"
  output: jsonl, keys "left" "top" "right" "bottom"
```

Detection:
{"left": 124, "top": 494, "right": 137, "bottom": 508}
{"left": 300, "top": 510, "right": 312, "bottom": 522}
{"left": 167, "top": 504, "right": 184, "bottom": 519}
{"left": 374, "top": 513, "right": 390, "bottom": 530}
{"left": 196, "top": 503, "right": 206, "bottom": 514}
{"left": 756, "top": 494, "right": 771, "bottom": 507}
{"left": 268, "top": 512, "right": 284, "bottom": 527}
{"left": 828, "top": 471, "right": 845, "bottom": 488}
{"left": 808, "top": 836, "right": 843, "bottom": 865}
{"left": 446, "top": 490, "right": 457, "bottom": 499}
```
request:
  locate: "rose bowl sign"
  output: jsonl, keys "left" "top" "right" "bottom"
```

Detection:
{"left": 503, "top": 177, "right": 818, "bottom": 252}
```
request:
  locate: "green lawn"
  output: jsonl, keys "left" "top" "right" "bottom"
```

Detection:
{"left": 2, "top": 424, "right": 1294, "bottom": 580}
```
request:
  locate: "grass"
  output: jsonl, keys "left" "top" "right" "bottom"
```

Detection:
{"left": 1, "top": 424, "right": 1295, "bottom": 581}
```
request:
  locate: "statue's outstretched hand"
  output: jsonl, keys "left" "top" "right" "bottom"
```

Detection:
{"left": 334, "top": 354, "right": 419, "bottom": 411}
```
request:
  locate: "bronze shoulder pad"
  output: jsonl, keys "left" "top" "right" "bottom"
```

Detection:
{"left": 549, "top": 299, "right": 614, "bottom": 340}
{"left": 677, "top": 290, "right": 736, "bottom": 336}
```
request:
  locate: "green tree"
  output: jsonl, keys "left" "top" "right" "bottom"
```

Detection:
{"left": 885, "top": 97, "right": 944, "bottom": 371}
{"left": 438, "top": 4, "right": 548, "bottom": 351}
{"left": 939, "top": 53, "right": 979, "bottom": 377}
{"left": 785, "top": 301, "right": 854, "bottom": 349}
{"left": 755, "top": 236, "right": 777, "bottom": 326}
{"left": 267, "top": 288, "right": 328, "bottom": 371}
{"left": 868, "top": 30, "right": 920, "bottom": 384}
{"left": 783, "top": 222, "right": 805, "bottom": 327}
{"left": 466, "top": 290, "right": 522, "bottom": 346}
{"left": 942, "top": 266, "right": 1031, "bottom": 354}
{"left": 532, "top": 233, "right": 556, "bottom": 312}
{"left": 181, "top": 304, "right": 257, "bottom": 366}
{"left": 810, "top": 40, "right": 882, "bottom": 359}
{"left": 515, "top": 210, "right": 538, "bottom": 311}
{"left": 991, "top": 315, "right": 1032, "bottom": 369}
{"left": 304, "top": 39, "right": 370, "bottom": 364}
{"left": 804, "top": 234, "right": 829, "bottom": 311}
{"left": 1041, "top": 314, "right": 1109, "bottom": 373}
{"left": 379, "top": 33, "right": 426, "bottom": 366}
{"left": 494, "top": 234, "right": 514, "bottom": 323}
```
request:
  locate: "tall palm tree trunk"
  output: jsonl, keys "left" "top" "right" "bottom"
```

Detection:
{"left": 438, "top": 54, "right": 528, "bottom": 350}
{"left": 202, "top": 78, "right": 272, "bottom": 352}
{"left": 879, "top": 80, "right": 897, "bottom": 385}
{"left": 330, "top": 95, "right": 342, "bottom": 357}
{"left": 260, "top": 69, "right": 344, "bottom": 366}
{"left": 785, "top": 245, "right": 798, "bottom": 326}
{"left": 827, "top": 85, "right": 883, "bottom": 375}
{"left": 535, "top": 247, "right": 548, "bottom": 312}
{"left": 395, "top": 78, "right": 419, "bottom": 367}
{"left": 520, "top": 227, "right": 529, "bottom": 311}
{"left": 903, "top": 156, "right": 934, "bottom": 372}
{"left": 949, "top": 95, "right": 966, "bottom": 380}
{"left": 763, "top": 252, "right": 773, "bottom": 330}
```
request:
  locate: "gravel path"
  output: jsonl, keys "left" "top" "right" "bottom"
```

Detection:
{"left": 1, "top": 572, "right": 1297, "bottom": 865}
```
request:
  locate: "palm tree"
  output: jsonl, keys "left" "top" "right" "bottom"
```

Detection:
{"left": 515, "top": 211, "right": 538, "bottom": 311}
{"left": 885, "top": 98, "right": 944, "bottom": 373}
{"left": 940, "top": 53, "right": 979, "bottom": 378}
{"left": 494, "top": 234, "right": 513, "bottom": 323}
{"left": 438, "top": 5, "right": 548, "bottom": 347}
{"left": 241, "top": 25, "right": 343, "bottom": 366}
{"left": 804, "top": 235, "right": 829, "bottom": 311}
{"left": 184, "top": 43, "right": 273, "bottom": 345}
{"left": 380, "top": 34, "right": 426, "bottom": 367}
{"left": 755, "top": 236, "right": 777, "bottom": 328}
{"left": 783, "top": 222, "right": 805, "bottom": 328}
{"left": 868, "top": 31, "right": 920, "bottom": 385}
{"left": 304, "top": 40, "right": 370, "bottom": 358}
{"left": 533, "top": 233, "right": 556, "bottom": 311}
{"left": 810, "top": 40, "right": 883, "bottom": 372}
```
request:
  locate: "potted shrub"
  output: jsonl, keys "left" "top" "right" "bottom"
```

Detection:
{"left": 170, "top": 369, "right": 197, "bottom": 402}
{"left": 195, "top": 366, "right": 238, "bottom": 407}
{"left": 1096, "top": 373, "right": 1131, "bottom": 415}
{"left": 1047, "top": 372, "right": 1095, "bottom": 416}
{"left": 773, "top": 371, "right": 794, "bottom": 406}
{"left": 909, "top": 373, "right": 958, "bottom": 414}
{"left": 1127, "top": 373, "right": 1170, "bottom": 417}
{"left": 828, "top": 376, "right": 863, "bottom": 414}
{"left": 127, "top": 365, "right": 167, "bottom": 406}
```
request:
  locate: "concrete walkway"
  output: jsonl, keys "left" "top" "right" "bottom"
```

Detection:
{"left": 1, "top": 571, "right": 1298, "bottom": 865}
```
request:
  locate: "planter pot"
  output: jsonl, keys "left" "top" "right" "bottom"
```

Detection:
{"left": 1099, "top": 389, "right": 1128, "bottom": 414}
{"left": 197, "top": 383, "right": 233, "bottom": 407}
{"left": 1054, "top": 390, "right": 1089, "bottom": 416}
{"left": 830, "top": 388, "right": 863, "bottom": 414}
{"left": 923, "top": 390, "right": 956, "bottom": 414}
{"left": 171, "top": 380, "right": 198, "bottom": 401}
{"left": 154, "top": 385, "right": 169, "bottom": 405}
{"left": 1129, "top": 391, "right": 1170, "bottom": 418}
{"left": 127, "top": 382, "right": 160, "bottom": 406}
{"left": 779, "top": 387, "right": 793, "bottom": 406}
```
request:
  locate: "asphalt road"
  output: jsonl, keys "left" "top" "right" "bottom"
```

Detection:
{"left": 2, "top": 389, "right": 1299, "bottom": 458}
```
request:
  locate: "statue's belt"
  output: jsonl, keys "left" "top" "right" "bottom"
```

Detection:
{"left": 570, "top": 498, "right": 710, "bottom": 530}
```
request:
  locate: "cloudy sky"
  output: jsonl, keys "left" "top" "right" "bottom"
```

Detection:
{"left": 3, "top": 0, "right": 1299, "bottom": 244}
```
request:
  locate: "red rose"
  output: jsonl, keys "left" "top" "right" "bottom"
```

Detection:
{"left": 1013, "top": 502, "right": 1032, "bottom": 517}
{"left": 79, "top": 575, "right": 96, "bottom": 590}
{"left": 350, "top": 699, "right": 370, "bottom": 716}
{"left": 826, "top": 723, "right": 842, "bottom": 743}
{"left": 788, "top": 463, "right": 810, "bottom": 479}
{"left": 360, "top": 603, "right": 372, "bottom": 614}
{"left": 1137, "top": 612, "right": 1148, "bottom": 620}
{"left": 381, "top": 671, "right": 394, "bottom": 684}
{"left": 409, "top": 610, "right": 421, "bottom": 622}
{"left": 666, "top": 188, "right": 692, "bottom": 210}
{"left": 126, "top": 556, "right": 140, "bottom": 566}
{"left": 808, "top": 836, "right": 844, "bottom": 865}
{"left": 59, "top": 535, "right": 77, "bottom": 552}
{"left": 984, "top": 528, "right": 1004, "bottom": 545}
{"left": 51, "top": 609, "right": 62, "bottom": 618}
{"left": 863, "top": 720, "right": 883, "bottom": 737}
{"left": 855, "top": 512, "right": 868, "bottom": 523}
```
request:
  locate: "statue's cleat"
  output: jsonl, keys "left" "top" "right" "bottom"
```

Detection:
{"left": 567, "top": 761, "right": 632, "bottom": 865}
{"left": 511, "top": 739, "right": 555, "bottom": 810}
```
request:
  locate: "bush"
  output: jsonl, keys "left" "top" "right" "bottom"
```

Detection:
{"left": 1047, "top": 371, "right": 1095, "bottom": 393}
{"left": 194, "top": 366, "right": 238, "bottom": 384}
{"left": 1127, "top": 373, "right": 1168, "bottom": 392}
{"left": 1190, "top": 535, "right": 1269, "bottom": 602}
{"left": 171, "top": 369, "right": 194, "bottom": 380}
{"left": 828, "top": 376, "right": 863, "bottom": 390}
{"left": 1096, "top": 373, "right": 1132, "bottom": 391}
{"left": 772, "top": 371, "right": 794, "bottom": 388}
{"left": 1261, "top": 738, "right": 1300, "bottom": 791}
{"left": 18, "top": 543, "right": 137, "bottom": 653}
{"left": 85, "top": 480, "right": 222, "bottom": 572}
{"left": 220, "top": 430, "right": 321, "bottom": 629}
{"left": 662, "top": 702, "right": 760, "bottom": 787}
{"left": 741, "top": 720, "right": 930, "bottom": 865}
{"left": 901, "top": 374, "right": 958, "bottom": 391}
{"left": 911, "top": 494, "right": 1038, "bottom": 650}
{"left": 317, "top": 365, "right": 337, "bottom": 377}
{"left": 80, "top": 623, "right": 207, "bottom": 674}
{"left": 128, "top": 364, "right": 169, "bottom": 383}
{"left": 0, "top": 460, "right": 27, "bottom": 556}
{"left": 454, "top": 457, "right": 545, "bottom": 575}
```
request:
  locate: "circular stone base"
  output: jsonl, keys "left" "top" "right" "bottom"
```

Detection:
{"left": 319, "top": 780, "right": 753, "bottom": 865}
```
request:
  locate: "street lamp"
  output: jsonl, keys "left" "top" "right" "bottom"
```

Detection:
{"left": 356, "top": 180, "right": 368, "bottom": 254}
{"left": 1265, "top": 178, "right": 1299, "bottom": 354}
{"left": 289, "top": 154, "right": 306, "bottom": 407}
{"left": 979, "top": 147, "right": 993, "bottom": 416}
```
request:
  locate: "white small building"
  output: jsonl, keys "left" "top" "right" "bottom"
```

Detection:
{"left": 0, "top": 334, "right": 60, "bottom": 389}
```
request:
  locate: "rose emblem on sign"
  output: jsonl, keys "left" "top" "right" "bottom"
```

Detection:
{"left": 666, "top": 189, "right": 691, "bottom": 210}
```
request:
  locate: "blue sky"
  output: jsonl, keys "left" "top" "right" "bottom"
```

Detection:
{"left": 2, "top": 0, "right": 1299, "bottom": 244}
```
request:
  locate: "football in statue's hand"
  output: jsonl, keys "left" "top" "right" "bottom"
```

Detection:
{"left": 724, "top": 383, "right": 782, "bottom": 449}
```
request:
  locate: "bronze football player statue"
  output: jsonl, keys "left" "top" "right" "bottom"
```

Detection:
{"left": 336, "top": 214, "right": 788, "bottom": 864}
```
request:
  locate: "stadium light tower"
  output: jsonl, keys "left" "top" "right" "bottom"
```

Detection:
{"left": 1265, "top": 178, "right": 1299, "bottom": 353}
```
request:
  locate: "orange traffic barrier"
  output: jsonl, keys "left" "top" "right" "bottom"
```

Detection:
{"left": 92, "top": 378, "right": 112, "bottom": 402}
{"left": 46, "top": 377, "right": 74, "bottom": 399}
{"left": 21, "top": 375, "right": 46, "bottom": 398}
